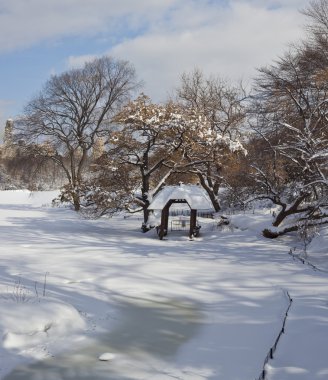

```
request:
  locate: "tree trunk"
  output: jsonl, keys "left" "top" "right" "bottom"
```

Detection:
{"left": 272, "top": 207, "right": 288, "bottom": 227}
{"left": 71, "top": 187, "right": 81, "bottom": 211}
{"left": 143, "top": 206, "right": 149, "bottom": 224}
{"left": 73, "top": 197, "right": 80, "bottom": 211}
{"left": 197, "top": 173, "right": 221, "bottom": 212}
{"left": 272, "top": 193, "right": 310, "bottom": 227}
{"left": 141, "top": 171, "right": 150, "bottom": 224}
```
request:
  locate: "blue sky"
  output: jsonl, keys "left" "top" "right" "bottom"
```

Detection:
{"left": 0, "top": 0, "right": 309, "bottom": 134}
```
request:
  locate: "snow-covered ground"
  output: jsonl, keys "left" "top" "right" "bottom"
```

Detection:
{"left": 0, "top": 190, "right": 327, "bottom": 380}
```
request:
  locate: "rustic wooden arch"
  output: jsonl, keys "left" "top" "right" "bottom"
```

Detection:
{"left": 157, "top": 199, "right": 198, "bottom": 240}
{"left": 148, "top": 184, "right": 214, "bottom": 240}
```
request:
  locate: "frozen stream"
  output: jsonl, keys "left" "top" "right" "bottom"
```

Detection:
{"left": 4, "top": 298, "right": 203, "bottom": 380}
{"left": 2, "top": 192, "right": 328, "bottom": 379}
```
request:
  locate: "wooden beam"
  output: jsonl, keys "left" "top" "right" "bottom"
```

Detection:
{"left": 189, "top": 209, "right": 197, "bottom": 238}
{"left": 159, "top": 204, "right": 170, "bottom": 240}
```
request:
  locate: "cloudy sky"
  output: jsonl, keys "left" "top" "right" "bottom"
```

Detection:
{"left": 0, "top": 0, "right": 310, "bottom": 130}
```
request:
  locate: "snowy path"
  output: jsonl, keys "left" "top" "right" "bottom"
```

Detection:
{"left": 0, "top": 191, "right": 328, "bottom": 379}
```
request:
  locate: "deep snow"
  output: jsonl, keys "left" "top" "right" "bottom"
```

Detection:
{"left": 0, "top": 190, "right": 327, "bottom": 379}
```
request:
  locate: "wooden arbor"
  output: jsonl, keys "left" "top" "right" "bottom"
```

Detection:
{"left": 158, "top": 198, "right": 198, "bottom": 239}
{"left": 148, "top": 184, "right": 214, "bottom": 240}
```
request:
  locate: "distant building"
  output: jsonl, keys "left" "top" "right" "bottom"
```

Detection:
{"left": 0, "top": 119, "right": 16, "bottom": 158}
{"left": 3, "top": 119, "right": 14, "bottom": 146}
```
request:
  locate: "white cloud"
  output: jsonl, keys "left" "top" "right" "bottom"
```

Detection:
{"left": 108, "top": 1, "right": 309, "bottom": 100}
{"left": 0, "top": 0, "right": 178, "bottom": 52}
{"left": 66, "top": 54, "right": 99, "bottom": 69}
{"left": 0, "top": 0, "right": 311, "bottom": 106}
{"left": 0, "top": 0, "right": 309, "bottom": 55}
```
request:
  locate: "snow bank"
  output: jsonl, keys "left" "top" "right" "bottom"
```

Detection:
{"left": 229, "top": 209, "right": 275, "bottom": 234}
{"left": 0, "top": 298, "right": 85, "bottom": 351}
{"left": 0, "top": 297, "right": 86, "bottom": 377}
{"left": 0, "top": 190, "right": 59, "bottom": 207}
{"left": 1, "top": 191, "right": 328, "bottom": 380}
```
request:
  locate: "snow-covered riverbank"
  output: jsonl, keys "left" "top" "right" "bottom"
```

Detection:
{"left": 0, "top": 190, "right": 327, "bottom": 379}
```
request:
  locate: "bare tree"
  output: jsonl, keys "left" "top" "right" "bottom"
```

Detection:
{"left": 69, "top": 158, "right": 135, "bottom": 219}
{"left": 302, "top": 0, "right": 328, "bottom": 39}
{"left": 250, "top": 43, "right": 328, "bottom": 237}
{"left": 16, "top": 56, "right": 140, "bottom": 210}
{"left": 176, "top": 69, "right": 247, "bottom": 211}
{"left": 109, "top": 94, "right": 188, "bottom": 227}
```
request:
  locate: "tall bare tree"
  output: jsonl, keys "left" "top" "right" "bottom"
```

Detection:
{"left": 16, "top": 56, "right": 140, "bottom": 210}
{"left": 109, "top": 94, "right": 189, "bottom": 227}
{"left": 302, "top": 0, "right": 328, "bottom": 39}
{"left": 250, "top": 41, "right": 328, "bottom": 237}
{"left": 176, "top": 69, "right": 247, "bottom": 211}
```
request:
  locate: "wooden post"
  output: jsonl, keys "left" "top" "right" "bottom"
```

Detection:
{"left": 189, "top": 209, "right": 197, "bottom": 238}
{"left": 163, "top": 204, "right": 169, "bottom": 235}
{"left": 159, "top": 209, "right": 165, "bottom": 240}
{"left": 159, "top": 204, "right": 170, "bottom": 240}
